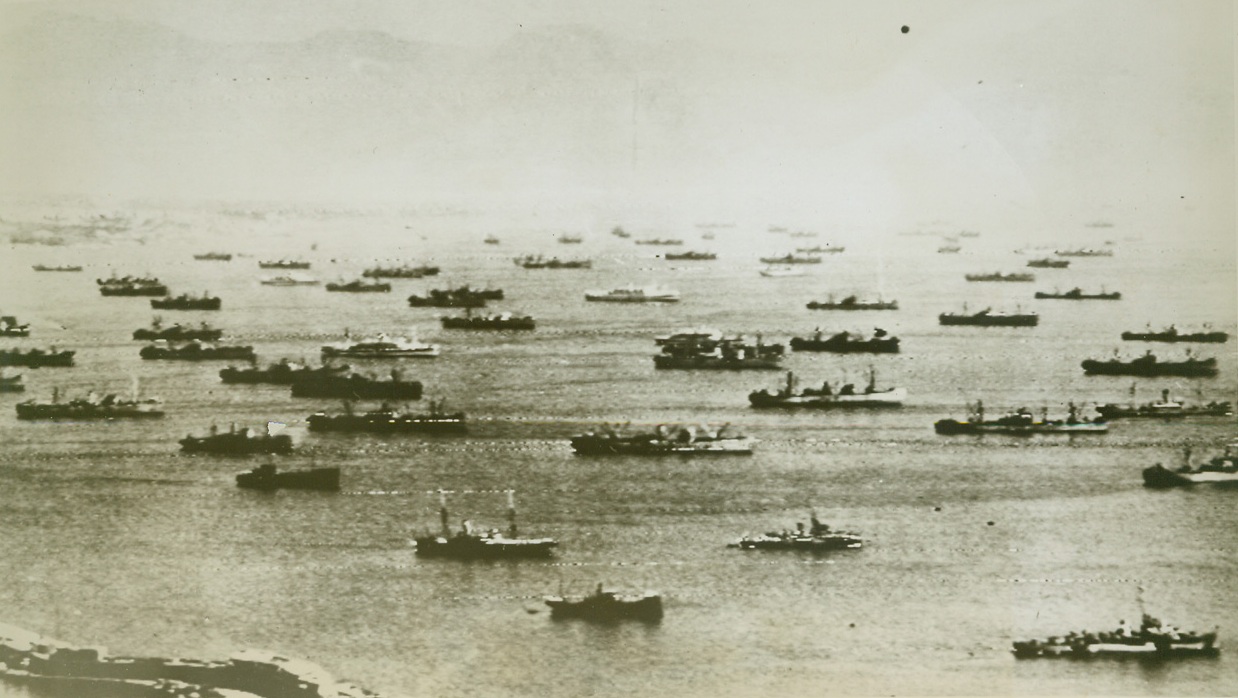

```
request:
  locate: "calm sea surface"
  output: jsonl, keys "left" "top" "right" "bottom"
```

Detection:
{"left": 0, "top": 215, "right": 1235, "bottom": 697}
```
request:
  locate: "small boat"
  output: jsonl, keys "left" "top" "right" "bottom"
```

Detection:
{"left": 806, "top": 295, "right": 898, "bottom": 311}
{"left": 258, "top": 259, "right": 311, "bottom": 269}
{"left": 1, "top": 315, "right": 31, "bottom": 337}
{"left": 320, "top": 332, "right": 439, "bottom": 359}
{"left": 515, "top": 255, "right": 591, "bottom": 269}
{"left": 1034, "top": 288, "right": 1121, "bottom": 300}
{"left": 1055, "top": 247, "right": 1114, "bottom": 257}
{"left": 964, "top": 272, "right": 1034, "bottom": 282}
{"left": 544, "top": 585, "right": 663, "bottom": 623}
{"left": 1027, "top": 258, "right": 1069, "bottom": 268}
{"left": 939, "top": 307, "right": 1038, "bottom": 327}
{"left": 789, "top": 328, "right": 900, "bottom": 354}
{"left": 0, "top": 347, "right": 75, "bottom": 367}
{"left": 1121, "top": 325, "right": 1228, "bottom": 343}
{"left": 728, "top": 512, "right": 862, "bottom": 551}
{"left": 151, "top": 293, "right": 222, "bottom": 310}
{"left": 133, "top": 320, "right": 223, "bottom": 342}
{"left": 412, "top": 490, "right": 558, "bottom": 559}
{"left": 16, "top": 387, "right": 164, "bottom": 420}
{"left": 570, "top": 423, "right": 756, "bottom": 455}
{"left": 1081, "top": 352, "right": 1218, "bottom": 377}
{"left": 140, "top": 340, "right": 256, "bottom": 362}
{"left": 363, "top": 264, "right": 440, "bottom": 278}
{"left": 31, "top": 264, "right": 83, "bottom": 272}
{"left": 1096, "top": 389, "right": 1233, "bottom": 420}
{"left": 662, "top": 250, "right": 716, "bottom": 261}
{"left": 610, "top": 226, "right": 631, "bottom": 238}
{"left": 584, "top": 286, "right": 680, "bottom": 303}
{"left": 193, "top": 252, "right": 232, "bottom": 261}
{"left": 0, "top": 371, "right": 24, "bottom": 393}
{"left": 1012, "top": 614, "right": 1218, "bottom": 658}
{"left": 307, "top": 400, "right": 466, "bottom": 434}
{"left": 180, "top": 422, "right": 293, "bottom": 454}
{"left": 758, "top": 266, "right": 806, "bottom": 277}
{"left": 235, "top": 463, "right": 340, "bottom": 491}
{"left": 934, "top": 402, "right": 1108, "bottom": 435}
{"left": 1142, "top": 444, "right": 1238, "bottom": 487}
{"left": 325, "top": 279, "right": 392, "bottom": 293}
{"left": 749, "top": 371, "right": 906, "bottom": 409}
{"left": 260, "top": 273, "right": 319, "bottom": 286}
{"left": 759, "top": 252, "right": 820, "bottom": 265}
{"left": 440, "top": 311, "right": 535, "bottom": 331}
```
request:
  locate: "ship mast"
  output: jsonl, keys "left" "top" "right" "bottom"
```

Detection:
{"left": 438, "top": 489, "right": 450, "bottom": 536}
{"left": 506, "top": 489, "right": 518, "bottom": 537}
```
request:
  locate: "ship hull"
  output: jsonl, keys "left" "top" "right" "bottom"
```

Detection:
{"left": 654, "top": 356, "right": 781, "bottom": 370}
{"left": 150, "top": 298, "right": 222, "bottom": 310}
{"left": 180, "top": 434, "right": 293, "bottom": 454}
{"left": 749, "top": 389, "right": 906, "bottom": 408}
{"left": 1120, "top": 331, "right": 1228, "bottom": 343}
{"left": 789, "top": 337, "right": 900, "bottom": 353}
{"left": 1142, "top": 464, "right": 1238, "bottom": 488}
{"left": 934, "top": 419, "right": 1108, "bottom": 435}
{"left": 545, "top": 594, "right": 663, "bottom": 622}
{"left": 16, "top": 405, "right": 164, "bottom": 420}
{"left": 235, "top": 467, "right": 339, "bottom": 491}
{"left": 307, "top": 413, "right": 466, "bottom": 434}
{"left": 0, "top": 352, "right": 76, "bottom": 367}
{"left": 413, "top": 536, "right": 558, "bottom": 559}
{"left": 1081, "top": 359, "right": 1218, "bottom": 377}
{"left": 570, "top": 436, "right": 755, "bottom": 455}
{"left": 939, "top": 314, "right": 1038, "bottom": 327}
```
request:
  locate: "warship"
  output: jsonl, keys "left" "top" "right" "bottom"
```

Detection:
{"left": 1, "top": 315, "right": 30, "bottom": 337}
{"left": 151, "top": 293, "right": 222, "bottom": 310}
{"left": 180, "top": 423, "right": 294, "bottom": 454}
{"left": 440, "top": 311, "right": 535, "bottom": 331}
{"left": 789, "top": 328, "right": 900, "bottom": 354}
{"left": 938, "top": 307, "right": 1039, "bottom": 327}
{"left": 236, "top": 464, "right": 340, "bottom": 491}
{"left": 141, "top": 341, "right": 256, "bottom": 362}
{"left": 325, "top": 279, "right": 392, "bottom": 293}
{"left": 1034, "top": 288, "right": 1121, "bottom": 300}
{"left": 1142, "top": 444, "right": 1238, "bottom": 488}
{"left": 0, "top": 347, "right": 75, "bottom": 367}
{"left": 1012, "top": 614, "right": 1218, "bottom": 658}
{"left": 290, "top": 369, "right": 423, "bottom": 400}
{"left": 363, "top": 264, "right": 439, "bottom": 278}
{"left": 133, "top": 319, "right": 224, "bottom": 342}
{"left": 307, "top": 400, "right": 466, "bottom": 434}
{"left": 16, "top": 388, "right": 164, "bottom": 420}
{"left": 1120, "top": 325, "right": 1228, "bottom": 343}
{"left": 1081, "top": 351, "right": 1218, "bottom": 377}
{"left": 728, "top": 513, "right": 862, "bottom": 551}
{"left": 544, "top": 585, "right": 664, "bottom": 623}
{"left": 934, "top": 402, "right": 1108, "bottom": 434}
{"left": 748, "top": 371, "right": 906, "bottom": 408}
{"left": 1096, "top": 389, "right": 1233, "bottom": 419}
{"left": 220, "top": 359, "right": 350, "bottom": 385}
{"left": 806, "top": 296, "right": 898, "bottom": 311}
{"left": 412, "top": 490, "right": 558, "bottom": 559}
{"left": 570, "top": 423, "right": 756, "bottom": 455}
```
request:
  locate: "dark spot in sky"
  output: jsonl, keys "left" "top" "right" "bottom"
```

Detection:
{"left": 901, "top": 25, "right": 910, "bottom": 34}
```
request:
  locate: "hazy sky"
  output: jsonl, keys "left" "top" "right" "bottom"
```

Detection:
{"left": 0, "top": 1, "right": 1232, "bottom": 238}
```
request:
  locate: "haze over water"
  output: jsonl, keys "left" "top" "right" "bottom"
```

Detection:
{"left": 0, "top": 2, "right": 1235, "bottom": 697}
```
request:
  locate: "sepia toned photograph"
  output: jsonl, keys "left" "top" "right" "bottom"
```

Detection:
{"left": 0, "top": 1, "right": 1234, "bottom": 696}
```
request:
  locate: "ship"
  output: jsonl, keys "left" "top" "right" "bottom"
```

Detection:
{"left": 1055, "top": 247, "right": 1114, "bottom": 257}
{"left": 662, "top": 250, "right": 716, "bottom": 261}
{"left": 794, "top": 244, "right": 845, "bottom": 254}
{"left": 0, "top": 372, "right": 23, "bottom": 393}
{"left": 558, "top": 234, "right": 583, "bottom": 244}
{"left": 193, "top": 251, "right": 232, "bottom": 261}
{"left": 1034, "top": 288, "right": 1121, "bottom": 300}
{"left": 1, "top": 315, "right": 30, "bottom": 337}
{"left": 584, "top": 286, "right": 680, "bottom": 303}
{"left": 260, "top": 273, "right": 319, "bottom": 286}
{"left": 1027, "top": 258, "right": 1070, "bottom": 268}
{"left": 16, "top": 388, "right": 164, "bottom": 420}
{"left": 290, "top": 369, "right": 423, "bottom": 400}
{"left": 151, "top": 293, "right": 222, "bottom": 310}
{"left": 362, "top": 264, "right": 440, "bottom": 278}
{"left": 1121, "top": 325, "right": 1228, "bottom": 343}
{"left": 964, "top": 272, "right": 1034, "bottom": 282}
{"left": 570, "top": 423, "right": 756, "bottom": 455}
{"left": 748, "top": 370, "right": 906, "bottom": 408}
{"left": 938, "top": 307, "right": 1039, "bottom": 327}
{"left": 307, "top": 400, "right": 466, "bottom": 434}
{"left": 654, "top": 336, "right": 783, "bottom": 370}
{"left": 220, "top": 359, "right": 350, "bottom": 384}
{"left": 544, "top": 584, "right": 664, "bottom": 623}
{"left": 258, "top": 259, "right": 310, "bottom": 269}
{"left": 325, "top": 279, "right": 392, "bottom": 293}
{"left": 934, "top": 401, "right": 1108, "bottom": 434}
{"left": 758, "top": 252, "right": 821, "bottom": 264}
{"left": 1142, "top": 444, "right": 1238, "bottom": 488}
{"left": 484, "top": 235, "right": 500, "bottom": 245}
{"left": 634, "top": 238, "right": 683, "bottom": 246}
{"left": 515, "top": 255, "right": 591, "bottom": 269}
{"left": 789, "top": 328, "right": 900, "bottom": 354}
{"left": 1096, "top": 389, "right": 1233, "bottom": 419}
{"left": 654, "top": 327, "right": 738, "bottom": 346}
{"left": 806, "top": 295, "right": 898, "bottom": 311}
{"left": 236, "top": 463, "right": 340, "bottom": 491}
{"left": 937, "top": 244, "right": 961, "bottom": 253}
{"left": 1081, "top": 351, "right": 1218, "bottom": 377}
{"left": 611, "top": 226, "right": 631, "bottom": 238}
{"left": 412, "top": 490, "right": 558, "bottom": 559}
{"left": 1012, "top": 614, "right": 1218, "bottom": 658}
{"left": 180, "top": 422, "right": 293, "bottom": 454}
{"left": 320, "top": 332, "right": 439, "bottom": 359}
{"left": 727, "top": 512, "right": 862, "bottom": 551}
{"left": 133, "top": 319, "right": 223, "bottom": 342}
{"left": 440, "top": 311, "right": 535, "bottom": 331}
{"left": 140, "top": 340, "right": 256, "bottom": 362}
{"left": 31, "top": 264, "right": 82, "bottom": 272}
{"left": 759, "top": 266, "right": 806, "bottom": 277}
{"left": 0, "top": 347, "right": 75, "bottom": 367}
{"left": 98, "top": 275, "right": 168, "bottom": 296}
{"left": 407, "top": 285, "right": 502, "bottom": 308}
